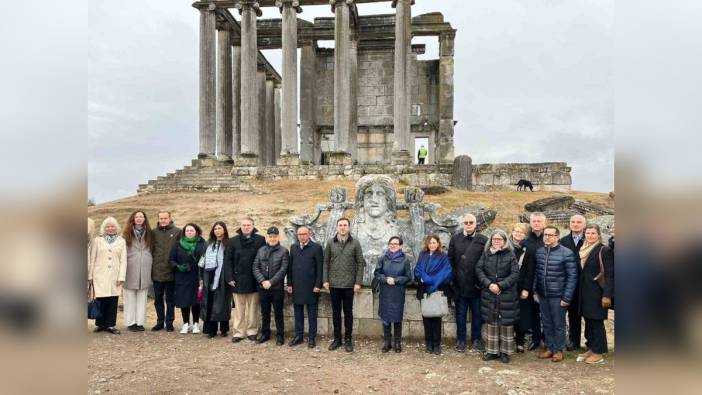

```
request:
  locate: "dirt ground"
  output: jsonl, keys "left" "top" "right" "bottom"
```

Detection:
{"left": 88, "top": 304, "right": 615, "bottom": 394}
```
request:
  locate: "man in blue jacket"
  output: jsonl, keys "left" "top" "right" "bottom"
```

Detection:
{"left": 533, "top": 225, "right": 578, "bottom": 362}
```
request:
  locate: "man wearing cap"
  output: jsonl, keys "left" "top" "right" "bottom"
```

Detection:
{"left": 252, "top": 226, "right": 290, "bottom": 345}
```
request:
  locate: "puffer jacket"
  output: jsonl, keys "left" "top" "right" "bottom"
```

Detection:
{"left": 252, "top": 243, "right": 290, "bottom": 289}
{"left": 476, "top": 247, "right": 520, "bottom": 325}
{"left": 533, "top": 244, "right": 578, "bottom": 303}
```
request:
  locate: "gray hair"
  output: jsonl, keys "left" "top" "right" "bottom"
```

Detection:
{"left": 529, "top": 212, "right": 546, "bottom": 221}
{"left": 99, "top": 216, "right": 121, "bottom": 235}
{"left": 485, "top": 229, "right": 513, "bottom": 253}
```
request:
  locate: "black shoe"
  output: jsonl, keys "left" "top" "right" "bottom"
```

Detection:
{"left": 393, "top": 323, "right": 402, "bottom": 353}
{"left": 128, "top": 324, "right": 139, "bottom": 332}
{"left": 256, "top": 335, "right": 270, "bottom": 344}
{"left": 220, "top": 332, "right": 228, "bottom": 337}
{"left": 425, "top": 343, "right": 433, "bottom": 353}
{"left": 528, "top": 341, "right": 540, "bottom": 351}
{"left": 482, "top": 353, "right": 499, "bottom": 361}
{"left": 93, "top": 326, "right": 105, "bottom": 333}
{"left": 206, "top": 333, "right": 217, "bottom": 339}
{"left": 231, "top": 336, "right": 244, "bottom": 343}
{"left": 516, "top": 344, "right": 525, "bottom": 353}
{"left": 394, "top": 340, "right": 402, "bottom": 353}
{"left": 276, "top": 335, "right": 284, "bottom": 346}
{"left": 151, "top": 323, "right": 164, "bottom": 331}
{"left": 308, "top": 339, "right": 316, "bottom": 348}
{"left": 500, "top": 353, "right": 511, "bottom": 363}
{"left": 106, "top": 327, "right": 121, "bottom": 335}
{"left": 455, "top": 340, "right": 466, "bottom": 353}
{"left": 382, "top": 326, "right": 392, "bottom": 353}
{"left": 247, "top": 335, "right": 258, "bottom": 341}
{"left": 166, "top": 323, "right": 174, "bottom": 332}
{"left": 328, "top": 339, "right": 342, "bottom": 351}
{"left": 136, "top": 325, "right": 145, "bottom": 331}
{"left": 472, "top": 339, "right": 485, "bottom": 352}
{"left": 432, "top": 345, "right": 442, "bottom": 355}
{"left": 344, "top": 339, "right": 354, "bottom": 352}
{"left": 289, "top": 336, "right": 304, "bottom": 346}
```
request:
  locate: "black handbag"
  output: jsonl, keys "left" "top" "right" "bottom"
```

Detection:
{"left": 87, "top": 282, "right": 102, "bottom": 320}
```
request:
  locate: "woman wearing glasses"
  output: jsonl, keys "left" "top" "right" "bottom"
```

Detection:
{"left": 373, "top": 236, "right": 413, "bottom": 353}
{"left": 509, "top": 223, "right": 536, "bottom": 352}
{"left": 476, "top": 229, "right": 520, "bottom": 363}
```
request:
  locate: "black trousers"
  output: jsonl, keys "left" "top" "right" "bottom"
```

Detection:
{"left": 259, "top": 289, "right": 285, "bottom": 337}
{"left": 422, "top": 317, "right": 442, "bottom": 347}
{"left": 418, "top": 158, "right": 425, "bottom": 164}
{"left": 530, "top": 298, "right": 543, "bottom": 343}
{"left": 203, "top": 287, "right": 230, "bottom": 335}
{"left": 95, "top": 296, "right": 118, "bottom": 328}
{"left": 568, "top": 299, "right": 582, "bottom": 347}
{"left": 153, "top": 281, "right": 175, "bottom": 325}
{"left": 584, "top": 318, "right": 607, "bottom": 354}
{"left": 330, "top": 288, "right": 354, "bottom": 340}
{"left": 181, "top": 305, "right": 200, "bottom": 324}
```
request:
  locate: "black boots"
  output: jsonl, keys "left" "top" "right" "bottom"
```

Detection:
{"left": 382, "top": 325, "right": 392, "bottom": 353}
{"left": 393, "top": 322, "right": 402, "bottom": 353}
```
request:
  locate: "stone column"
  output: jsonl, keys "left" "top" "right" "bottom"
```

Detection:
{"left": 392, "top": 0, "right": 412, "bottom": 164}
{"left": 197, "top": 4, "right": 216, "bottom": 159}
{"left": 438, "top": 30, "right": 456, "bottom": 164}
{"left": 231, "top": 44, "right": 242, "bottom": 158}
{"left": 299, "top": 40, "right": 316, "bottom": 164}
{"left": 265, "top": 79, "right": 276, "bottom": 166}
{"left": 277, "top": 0, "right": 302, "bottom": 165}
{"left": 235, "top": 1, "right": 262, "bottom": 166}
{"left": 330, "top": 0, "right": 353, "bottom": 165}
{"left": 257, "top": 68, "right": 267, "bottom": 166}
{"left": 349, "top": 35, "right": 359, "bottom": 163}
{"left": 274, "top": 85, "right": 282, "bottom": 163}
{"left": 216, "top": 27, "right": 233, "bottom": 162}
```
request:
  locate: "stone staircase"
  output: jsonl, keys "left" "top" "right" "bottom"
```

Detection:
{"left": 137, "top": 159, "right": 254, "bottom": 195}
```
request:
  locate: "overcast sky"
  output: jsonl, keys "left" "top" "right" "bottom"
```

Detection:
{"left": 88, "top": 0, "right": 613, "bottom": 203}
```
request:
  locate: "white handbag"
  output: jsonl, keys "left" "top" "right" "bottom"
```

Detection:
{"left": 421, "top": 291, "right": 449, "bottom": 318}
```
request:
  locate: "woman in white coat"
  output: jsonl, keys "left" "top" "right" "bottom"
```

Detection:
{"left": 88, "top": 217, "right": 127, "bottom": 334}
{"left": 122, "top": 210, "right": 154, "bottom": 332}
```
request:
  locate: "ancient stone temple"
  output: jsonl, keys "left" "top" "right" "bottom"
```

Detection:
{"left": 138, "top": 0, "right": 573, "bottom": 194}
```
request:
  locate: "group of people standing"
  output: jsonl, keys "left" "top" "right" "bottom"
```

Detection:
{"left": 88, "top": 209, "right": 613, "bottom": 365}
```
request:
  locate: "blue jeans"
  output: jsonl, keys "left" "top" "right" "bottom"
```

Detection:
{"left": 455, "top": 296, "right": 482, "bottom": 343}
{"left": 294, "top": 303, "right": 318, "bottom": 339}
{"left": 540, "top": 297, "right": 567, "bottom": 353}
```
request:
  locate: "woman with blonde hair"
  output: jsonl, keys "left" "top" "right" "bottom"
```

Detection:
{"left": 88, "top": 217, "right": 127, "bottom": 334}
{"left": 122, "top": 210, "right": 154, "bottom": 332}
{"left": 476, "top": 229, "right": 520, "bottom": 363}
{"left": 509, "top": 222, "right": 536, "bottom": 352}
{"left": 576, "top": 224, "right": 614, "bottom": 364}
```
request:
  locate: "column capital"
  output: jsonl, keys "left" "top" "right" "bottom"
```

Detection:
{"left": 391, "top": 0, "right": 414, "bottom": 8}
{"left": 275, "top": 0, "right": 302, "bottom": 13}
{"left": 193, "top": 1, "right": 217, "bottom": 11}
{"left": 330, "top": 0, "right": 354, "bottom": 12}
{"left": 235, "top": 1, "right": 262, "bottom": 17}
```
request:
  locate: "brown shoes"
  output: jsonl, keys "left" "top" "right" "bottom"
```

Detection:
{"left": 551, "top": 352, "right": 564, "bottom": 362}
{"left": 538, "top": 351, "right": 554, "bottom": 359}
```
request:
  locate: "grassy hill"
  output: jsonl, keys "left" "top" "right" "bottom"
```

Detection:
{"left": 89, "top": 179, "right": 613, "bottom": 238}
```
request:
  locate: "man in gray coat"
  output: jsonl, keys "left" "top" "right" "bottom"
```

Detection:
{"left": 323, "top": 218, "right": 365, "bottom": 352}
{"left": 151, "top": 211, "right": 180, "bottom": 332}
{"left": 252, "top": 227, "right": 289, "bottom": 345}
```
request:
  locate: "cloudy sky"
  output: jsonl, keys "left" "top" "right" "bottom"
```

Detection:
{"left": 88, "top": 0, "right": 613, "bottom": 203}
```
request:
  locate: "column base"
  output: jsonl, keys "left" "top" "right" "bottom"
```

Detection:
{"left": 194, "top": 157, "right": 217, "bottom": 167}
{"left": 216, "top": 155, "right": 234, "bottom": 163}
{"left": 233, "top": 153, "right": 259, "bottom": 167}
{"left": 391, "top": 150, "right": 412, "bottom": 165}
{"left": 327, "top": 151, "right": 353, "bottom": 165}
{"left": 277, "top": 153, "right": 301, "bottom": 166}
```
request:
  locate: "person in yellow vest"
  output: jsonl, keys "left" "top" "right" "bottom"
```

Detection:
{"left": 417, "top": 145, "right": 428, "bottom": 164}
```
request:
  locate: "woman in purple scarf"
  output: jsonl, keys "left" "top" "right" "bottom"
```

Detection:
{"left": 374, "top": 236, "right": 413, "bottom": 353}
{"left": 414, "top": 234, "right": 453, "bottom": 354}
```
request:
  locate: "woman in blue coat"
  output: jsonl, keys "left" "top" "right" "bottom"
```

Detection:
{"left": 414, "top": 234, "right": 453, "bottom": 355}
{"left": 169, "top": 223, "right": 206, "bottom": 335}
{"left": 374, "top": 236, "right": 413, "bottom": 353}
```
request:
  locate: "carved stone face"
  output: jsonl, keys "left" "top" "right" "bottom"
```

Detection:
{"left": 363, "top": 184, "right": 388, "bottom": 219}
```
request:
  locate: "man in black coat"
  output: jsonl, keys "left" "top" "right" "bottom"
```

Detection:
{"left": 287, "top": 225, "right": 324, "bottom": 348}
{"left": 560, "top": 214, "right": 586, "bottom": 351}
{"left": 253, "top": 227, "right": 289, "bottom": 345}
{"left": 523, "top": 211, "right": 546, "bottom": 350}
{"left": 224, "top": 217, "right": 266, "bottom": 343}
{"left": 448, "top": 213, "right": 488, "bottom": 352}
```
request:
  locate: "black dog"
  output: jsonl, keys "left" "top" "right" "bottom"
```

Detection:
{"left": 516, "top": 179, "right": 534, "bottom": 191}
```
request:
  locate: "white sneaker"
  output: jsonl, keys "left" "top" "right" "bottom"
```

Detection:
{"left": 192, "top": 323, "right": 200, "bottom": 334}
{"left": 180, "top": 323, "right": 190, "bottom": 334}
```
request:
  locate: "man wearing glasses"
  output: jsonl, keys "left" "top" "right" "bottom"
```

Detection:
{"left": 532, "top": 225, "right": 578, "bottom": 362}
{"left": 448, "top": 213, "right": 488, "bottom": 352}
